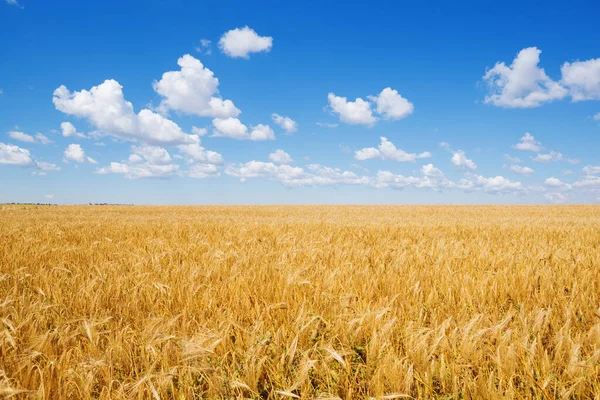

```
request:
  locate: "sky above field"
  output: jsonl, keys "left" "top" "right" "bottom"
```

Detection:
{"left": 1, "top": 0, "right": 600, "bottom": 204}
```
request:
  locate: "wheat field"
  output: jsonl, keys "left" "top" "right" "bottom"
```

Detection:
{"left": 1, "top": 205, "right": 600, "bottom": 399}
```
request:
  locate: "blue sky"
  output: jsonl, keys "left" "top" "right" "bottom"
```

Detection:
{"left": 1, "top": 0, "right": 600, "bottom": 204}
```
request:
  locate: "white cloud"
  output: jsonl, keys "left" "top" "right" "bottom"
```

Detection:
{"left": 509, "top": 165, "right": 534, "bottom": 175}
{"left": 191, "top": 126, "right": 208, "bottom": 137}
{"left": 36, "top": 162, "right": 60, "bottom": 172}
{"left": 212, "top": 118, "right": 274, "bottom": 140}
{"left": 64, "top": 144, "right": 97, "bottom": 164}
{"left": 226, "top": 161, "right": 369, "bottom": 188}
{"left": 376, "top": 167, "right": 454, "bottom": 191}
{"left": 271, "top": 114, "right": 298, "bottom": 133}
{"left": 563, "top": 169, "right": 573, "bottom": 175}
{"left": 354, "top": 137, "right": 431, "bottom": 162}
{"left": 0, "top": 142, "right": 33, "bottom": 166}
{"left": 458, "top": 174, "right": 523, "bottom": 194}
{"left": 368, "top": 87, "right": 414, "bottom": 120}
{"left": 354, "top": 147, "right": 380, "bottom": 161}
{"left": 316, "top": 122, "right": 339, "bottom": 128}
{"left": 177, "top": 136, "right": 223, "bottom": 164}
{"left": 187, "top": 163, "right": 219, "bottom": 179}
{"left": 53, "top": 79, "right": 195, "bottom": 146}
{"left": 328, "top": 93, "right": 376, "bottom": 126}
{"left": 8, "top": 131, "right": 51, "bottom": 144}
{"left": 573, "top": 176, "right": 600, "bottom": 189}
{"left": 8, "top": 131, "right": 35, "bottom": 143}
{"left": 153, "top": 54, "right": 240, "bottom": 118}
{"left": 5, "top": 0, "right": 23, "bottom": 8}
{"left": 60, "top": 121, "right": 86, "bottom": 138}
{"left": 514, "top": 132, "right": 542, "bottom": 152}
{"left": 545, "top": 192, "right": 568, "bottom": 204}
{"left": 451, "top": 150, "right": 477, "bottom": 171}
{"left": 269, "top": 149, "right": 293, "bottom": 164}
{"left": 583, "top": 165, "right": 600, "bottom": 175}
{"left": 504, "top": 154, "right": 522, "bottom": 163}
{"left": 35, "top": 133, "right": 51, "bottom": 144}
{"left": 96, "top": 145, "right": 180, "bottom": 179}
{"left": 593, "top": 112, "right": 600, "bottom": 121}
{"left": 560, "top": 58, "right": 600, "bottom": 101}
{"left": 482, "top": 47, "right": 568, "bottom": 108}
{"left": 131, "top": 146, "right": 172, "bottom": 165}
{"left": 328, "top": 87, "right": 414, "bottom": 125}
{"left": 97, "top": 162, "right": 179, "bottom": 179}
{"left": 195, "top": 39, "right": 212, "bottom": 55}
{"left": 544, "top": 177, "right": 571, "bottom": 190}
{"left": 532, "top": 151, "right": 563, "bottom": 163}
{"left": 219, "top": 26, "right": 273, "bottom": 58}
{"left": 45, "top": 194, "right": 54, "bottom": 200}
{"left": 567, "top": 158, "right": 581, "bottom": 165}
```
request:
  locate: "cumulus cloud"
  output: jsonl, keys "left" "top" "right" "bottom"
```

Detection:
{"left": 219, "top": 26, "right": 273, "bottom": 58}
{"left": 36, "top": 162, "right": 60, "bottom": 172}
{"left": 316, "top": 122, "right": 339, "bottom": 128}
{"left": 64, "top": 144, "right": 97, "bottom": 164}
{"left": 271, "top": 114, "right": 298, "bottom": 133}
{"left": 572, "top": 176, "right": 600, "bottom": 189}
{"left": 560, "top": 58, "right": 600, "bottom": 101}
{"left": 187, "top": 163, "right": 219, "bottom": 179}
{"left": 191, "top": 127, "right": 208, "bottom": 137}
{"left": 177, "top": 136, "right": 223, "bottom": 165}
{"left": 60, "top": 121, "right": 86, "bottom": 138}
{"left": 483, "top": 47, "right": 600, "bottom": 107}
{"left": 0, "top": 142, "right": 33, "bottom": 166}
{"left": 504, "top": 154, "right": 522, "bottom": 163}
{"left": 544, "top": 177, "right": 572, "bottom": 191}
{"left": 593, "top": 112, "right": 600, "bottom": 121}
{"left": 327, "top": 87, "right": 413, "bottom": 126}
{"left": 355, "top": 137, "right": 431, "bottom": 162}
{"left": 96, "top": 145, "right": 180, "bottom": 179}
{"left": 514, "top": 132, "right": 542, "bottom": 152}
{"left": 509, "top": 165, "right": 534, "bottom": 175}
{"left": 457, "top": 174, "right": 524, "bottom": 194}
{"left": 212, "top": 118, "right": 274, "bottom": 140}
{"left": 328, "top": 93, "right": 377, "bottom": 126}
{"left": 8, "top": 131, "right": 51, "bottom": 144}
{"left": 532, "top": 151, "right": 563, "bottom": 163}
{"left": 53, "top": 79, "right": 195, "bottom": 146}
{"left": 368, "top": 87, "right": 414, "bottom": 120}
{"left": 5, "top": 0, "right": 23, "bottom": 8}
{"left": 375, "top": 166, "right": 454, "bottom": 191}
{"left": 225, "top": 161, "right": 370, "bottom": 187}
{"left": 483, "top": 47, "right": 568, "bottom": 108}
{"left": 451, "top": 150, "right": 477, "bottom": 171}
{"left": 195, "top": 39, "right": 212, "bottom": 55}
{"left": 545, "top": 192, "right": 568, "bottom": 204}
{"left": 153, "top": 54, "right": 240, "bottom": 118}
{"left": 583, "top": 165, "right": 600, "bottom": 175}
{"left": 269, "top": 149, "right": 293, "bottom": 164}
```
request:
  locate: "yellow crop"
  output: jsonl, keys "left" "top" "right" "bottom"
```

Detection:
{"left": 1, "top": 205, "right": 600, "bottom": 399}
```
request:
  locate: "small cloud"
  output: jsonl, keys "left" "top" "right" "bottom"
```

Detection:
{"left": 5, "top": 0, "right": 23, "bottom": 8}
{"left": 272, "top": 113, "right": 298, "bottom": 133}
{"left": 219, "top": 26, "right": 272, "bottom": 58}
{"left": 316, "top": 122, "right": 338, "bottom": 128}
{"left": 195, "top": 38, "right": 212, "bottom": 55}
{"left": 45, "top": 194, "right": 54, "bottom": 200}
{"left": 514, "top": 132, "right": 542, "bottom": 152}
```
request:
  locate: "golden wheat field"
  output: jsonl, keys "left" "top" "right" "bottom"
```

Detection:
{"left": 1, "top": 205, "right": 600, "bottom": 399}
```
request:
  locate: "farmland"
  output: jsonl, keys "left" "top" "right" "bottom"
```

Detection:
{"left": 1, "top": 205, "right": 600, "bottom": 399}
